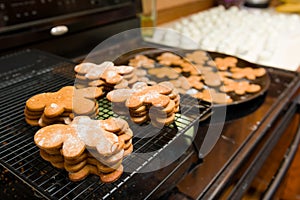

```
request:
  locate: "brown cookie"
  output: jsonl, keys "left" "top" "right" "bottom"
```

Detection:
{"left": 64, "top": 160, "right": 87, "bottom": 173}
{"left": 107, "top": 88, "right": 134, "bottom": 103}
{"left": 25, "top": 86, "right": 102, "bottom": 125}
{"left": 220, "top": 80, "right": 261, "bottom": 95}
{"left": 118, "top": 129, "right": 133, "bottom": 143}
{"left": 68, "top": 164, "right": 99, "bottom": 182}
{"left": 64, "top": 152, "right": 89, "bottom": 165}
{"left": 170, "top": 77, "right": 191, "bottom": 92}
{"left": 71, "top": 116, "right": 123, "bottom": 157}
{"left": 87, "top": 79, "right": 105, "bottom": 87}
{"left": 34, "top": 124, "right": 86, "bottom": 158}
{"left": 35, "top": 116, "right": 132, "bottom": 183}
{"left": 185, "top": 50, "right": 209, "bottom": 64}
{"left": 128, "top": 54, "right": 155, "bottom": 68}
{"left": 186, "top": 75, "right": 204, "bottom": 90}
{"left": 151, "top": 112, "right": 176, "bottom": 126}
{"left": 214, "top": 57, "right": 238, "bottom": 71}
{"left": 87, "top": 158, "right": 122, "bottom": 173}
{"left": 129, "top": 105, "right": 147, "bottom": 113}
{"left": 193, "top": 89, "right": 233, "bottom": 104}
{"left": 100, "top": 117, "right": 129, "bottom": 133}
{"left": 99, "top": 165, "right": 123, "bottom": 183}
{"left": 43, "top": 148, "right": 62, "bottom": 155}
{"left": 39, "top": 149, "right": 64, "bottom": 163}
{"left": 93, "top": 149, "right": 124, "bottom": 166}
{"left": 180, "top": 62, "right": 201, "bottom": 75}
{"left": 50, "top": 161, "right": 65, "bottom": 169}
{"left": 203, "top": 71, "right": 222, "bottom": 87}
{"left": 74, "top": 62, "right": 134, "bottom": 85}
{"left": 129, "top": 110, "right": 148, "bottom": 117}
{"left": 230, "top": 67, "right": 266, "bottom": 80}
{"left": 150, "top": 100, "right": 175, "bottom": 114}
{"left": 130, "top": 115, "right": 149, "bottom": 124}
{"left": 24, "top": 112, "right": 41, "bottom": 120}
{"left": 156, "top": 52, "right": 184, "bottom": 66}
{"left": 123, "top": 139, "right": 132, "bottom": 150}
{"left": 123, "top": 144, "right": 133, "bottom": 157}
{"left": 148, "top": 67, "right": 180, "bottom": 79}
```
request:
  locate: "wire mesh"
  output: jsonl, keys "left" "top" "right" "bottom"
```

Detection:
{"left": 0, "top": 49, "right": 211, "bottom": 199}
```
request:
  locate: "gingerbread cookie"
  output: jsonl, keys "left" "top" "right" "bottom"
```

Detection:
{"left": 193, "top": 89, "right": 233, "bottom": 104}
{"left": 186, "top": 75, "right": 204, "bottom": 90}
{"left": 214, "top": 56, "right": 238, "bottom": 71}
{"left": 220, "top": 80, "right": 261, "bottom": 95}
{"left": 128, "top": 54, "right": 155, "bottom": 68}
{"left": 68, "top": 164, "right": 99, "bottom": 182}
{"left": 230, "top": 67, "right": 266, "bottom": 80}
{"left": 156, "top": 52, "right": 184, "bottom": 66}
{"left": 202, "top": 71, "right": 222, "bottom": 87}
{"left": 34, "top": 124, "right": 86, "bottom": 158}
{"left": 180, "top": 62, "right": 201, "bottom": 75}
{"left": 185, "top": 50, "right": 209, "bottom": 64}
{"left": 25, "top": 86, "right": 102, "bottom": 126}
{"left": 170, "top": 77, "right": 191, "bottom": 94}
{"left": 107, "top": 81, "right": 180, "bottom": 127}
{"left": 34, "top": 116, "right": 133, "bottom": 182}
{"left": 74, "top": 61, "right": 138, "bottom": 91}
{"left": 148, "top": 67, "right": 180, "bottom": 79}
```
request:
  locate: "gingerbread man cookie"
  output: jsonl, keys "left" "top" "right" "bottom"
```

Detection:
{"left": 220, "top": 80, "right": 261, "bottom": 95}
{"left": 74, "top": 62, "right": 138, "bottom": 91}
{"left": 34, "top": 116, "right": 133, "bottom": 182}
{"left": 193, "top": 89, "right": 233, "bottom": 104}
{"left": 25, "top": 86, "right": 102, "bottom": 126}
{"left": 185, "top": 50, "right": 209, "bottom": 64}
{"left": 156, "top": 52, "right": 184, "bottom": 66}
{"left": 128, "top": 54, "right": 155, "bottom": 68}
{"left": 148, "top": 67, "right": 180, "bottom": 79}
{"left": 230, "top": 67, "right": 266, "bottom": 80}
{"left": 214, "top": 56, "right": 238, "bottom": 71}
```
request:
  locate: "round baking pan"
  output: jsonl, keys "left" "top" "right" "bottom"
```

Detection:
{"left": 114, "top": 47, "right": 270, "bottom": 110}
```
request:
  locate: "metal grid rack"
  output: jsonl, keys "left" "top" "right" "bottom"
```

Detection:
{"left": 0, "top": 49, "right": 211, "bottom": 199}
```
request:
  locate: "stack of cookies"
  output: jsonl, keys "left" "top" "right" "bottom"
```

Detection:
{"left": 34, "top": 116, "right": 133, "bottom": 183}
{"left": 107, "top": 81, "right": 180, "bottom": 127}
{"left": 74, "top": 61, "right": 138, "bottom": 91}
{"left": 106, "top": 82, "right": 146, "bottom": 115}
{"left": 24, "top": 86, "right": 102, "bottom": 127}
{"left": 100, "top": 117, "right": 133, "bottom": 157}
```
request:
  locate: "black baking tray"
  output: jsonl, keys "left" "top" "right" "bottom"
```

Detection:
{"left": 114, "top": 47, "right": 270, "bottom": 109}
{"left": 0, "top": 49, "right": 212, "bottom": 199}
